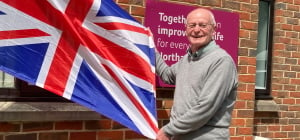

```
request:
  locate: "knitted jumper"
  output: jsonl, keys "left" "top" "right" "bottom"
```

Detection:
{"left": 156, "top": 41, "right": 238, "bottom": 139}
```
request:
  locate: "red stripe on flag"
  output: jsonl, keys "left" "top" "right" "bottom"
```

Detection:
{"left": 103, "top": 64, "right": 159, "bottom": 133}
{"left": 80, "top": 27, "right": 155, "bottom": 84}
{"left": 0, "top": 29, "right": 50, "bottom": 40}
{"left": 95, "top": 22, "right": 150, "bottom": 36}
{"left": 43, "top": 0, "right": 94, "bottom": 96}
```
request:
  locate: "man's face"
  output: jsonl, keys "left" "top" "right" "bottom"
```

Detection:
{"left": 186, "top": 10, "right": 216, "bottom": 50}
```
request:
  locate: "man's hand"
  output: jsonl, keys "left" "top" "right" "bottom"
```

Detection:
{"left": 156, "top": 128, "right": 171, "bottom": 140}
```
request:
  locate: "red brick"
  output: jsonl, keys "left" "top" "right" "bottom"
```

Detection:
{"left": 238, "top": 74, "right": 255, "bottom": 83}
{"left": 247, "top": 57, "right": 256, "bottom": 65}
{"left": 130, "top": 6, "right": 145, "bottom": 17}
{"left": 39, "top": 132, "right": 68, "bottom": 140}
{"left": 260, "top": 132, "right": 274, "bottom": 138}
{"left": 241, "top": 21, "right": 257, "bottom": 30}
{"left": 156, "top": 89, "right": 174, "bottom": 98}
{"left": 291, "top": 38, "right": 300, "bottom": 45}
{"left": 98, "top": 120, "right": 113, "bottom": 129}
{"left": 230, "top": 136, "right": 245, "bottom": 140}
{"left": 246, "top": 84, "right": 255, "bottom": 92}
{"left": 85, "top": 120, "right": 111, "bottom": 130}
{"left": 247, "top": 66, "right": 256, "bottom": 74}
{"left": 238, "top": 47, "right": 249, "bottom": 57}
{"left": 23, "top": 122, "right": 53, "bottom": 132}
{"left": 240, "top": 3, "right": 258, "bottom": 13}
{"left": 97, "top": 131, "right": 124, "bottom": 140}
{"left": 273, "top": 43, "right": 286, "bottom": 50}
{"left": 156, "top": 100, "right": 163, "bottom": 108}
{"left": 163, "top": 99, "right": 173, "bottom": 108}
{"left": 229, "top": 127, "right": 236, "bottom": 135}
{"left": 282, "top": 125, "right": 294, "bottom": 131}
{"left": 235, "top": 0, "right": 251, "bottom": 2}
{"left": 249, "top": 31, "right": 258, "bottom": 40}
{"left": 234, "top": 100, "right": 246, "bottom": 109}
{"left": 238, "top": 65, "right": 248, "bottom": 74}
{"left": 293, "top": 25, "right": 300, "bottom": 32}
{"left": 268, "top": 125, "right": 280, "bottom": 131}
{"left": 244, "top": 136, "right": 254, "bottom": 140}
{"left": 237, "top": 83, "right": 247, "bottom": 91}
{"left": 118, "top": 4, "right": 130, "bottom": 13}
{"left": 245, "top": 119, "right": 254, "bottom": 127}
{"left": 246, "top": 101, "right": 254, "bottom": 109}
{"left": 157, "top": 109, "right": 170, "bottom": 119}
{"left": 282, "top": 98, "right": 296, "bottom": 104}
{"left": 296, "top": 99, "right": 300, "bottom": 104}
{"left": 55, "top": 121, "right": 83, "bottom": 130}
{"left": 237, "top": 127, "right": 252, "bottom": 135}
{"left": 117, "top": 0, "right": 129, "bottom": 4}
{"left": 240, "top": 39, "right": 257, "bottom": 49}
{"left": 288, "top": 106, "right": 300, "bottom": 111}
{"left": 231, "top": 118, "right": 246, "bottom": 126}
{"left": 288, "top": 131, "right": 300, "bottom": 138}
{"left": 278, "top": 37, "right": 292, "bottom": 44}
{"left": 70, "top": 132, "right": 96, "bottom": 140}
{"left": 231, "top": 110, "right": 238, "bottom": 118}
{"left": 281, "top": 24, "right": 293, "bottom": 30}
{"left": 125, "top": 130, "right": 147, "bottom": 139}
{"left": 237, "top": 92, "right": 254, "bottom": 100}
{"left": 274, "top": 131, "right": 288, "bottom": 138}
{"left": 236, "top": 110, "right": 254, "bottom": 118}
{"left": 112, "top": 121, "right": 126, "bottom": 129}
{"left": 181, "top": 0, "right": 198, "bottom": 3}
{"left": 6, "top": 133, "right": 37, "bottom": 140}
{"left": 203, "top": 0, "right": 222, "bottom": 7}
{"left": 0, "top": 123, "right": 20, "bottom": 132}
{"left": 223, "top": 1, "right": 240, "bottom": 10}
{"left": 291, "top": 79, "right": 300, "bottom": 85}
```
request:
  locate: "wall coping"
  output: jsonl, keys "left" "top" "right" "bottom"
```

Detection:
{"left": 0, "top": 100, "right": 279, "bottom": 121}
{"left": 0, "top": 102, "right": 102, "bottom": 122}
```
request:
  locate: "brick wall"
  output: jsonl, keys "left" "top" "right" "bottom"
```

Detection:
{"left": 0, "top": 120, "right": 146, "bottom": 140}
{"left": 1, "top": 0, "right": 299, "bottom": 140}
{"left": 254, "top": 0, "right": 300, "bottom": 140}
{"left": 230, "top": 0, "right": 257, "bottom": 139}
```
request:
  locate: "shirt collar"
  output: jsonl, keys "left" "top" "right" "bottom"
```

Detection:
{"left": 187, "top": 41, "right": 217, "bottom": 58}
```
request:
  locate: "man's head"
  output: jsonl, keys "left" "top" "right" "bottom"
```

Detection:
{"left": 186, "top": 8, "right": 216, "bottom": 52}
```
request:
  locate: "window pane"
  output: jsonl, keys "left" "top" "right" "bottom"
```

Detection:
{"left": 255, "top": 1, "right": 270, "bottom": 89}
{"left": 0, "top": 71, "right": 15, "bottom": 88}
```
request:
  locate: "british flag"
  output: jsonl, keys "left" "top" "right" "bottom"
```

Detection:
{"left": 0, "top": 0, "right": 158, "bottom": 138}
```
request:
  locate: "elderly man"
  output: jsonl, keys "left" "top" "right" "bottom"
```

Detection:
{"left": 155, "top": 8, "right": 238, "bottom": 140}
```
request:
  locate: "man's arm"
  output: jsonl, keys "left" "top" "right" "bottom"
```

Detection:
{"left": 155, "top": 52, "right": 176, "bottom": 85}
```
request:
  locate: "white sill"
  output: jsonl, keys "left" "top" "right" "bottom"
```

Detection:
{"left": 255, "top": 100, "right": 279, "bottom": 112}
{"left": 0, "top": 102, "right": 101, "bottom": 121}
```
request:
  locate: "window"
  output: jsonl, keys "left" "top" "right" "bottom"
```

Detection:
{"left": 0, "top": 72, "right": 14, "bottom": 88}
{"left": 0, "top": 71, "right": 98, "bottom": 122}
{"left": 255, "top": 0, "right": 274, "bottom": 99}
{"left": 0, "top": 71, "right": 66, "bottom": 102}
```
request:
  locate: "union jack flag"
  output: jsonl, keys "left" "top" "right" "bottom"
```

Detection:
{"left": 0, "top": 0, "right": 158, "bottom": 139}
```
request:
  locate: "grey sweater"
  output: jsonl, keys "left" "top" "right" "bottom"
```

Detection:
{"left": 156, "top": 41, "right": 238, "bottom": 139}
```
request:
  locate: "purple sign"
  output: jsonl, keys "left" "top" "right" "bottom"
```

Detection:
{"left": 145, "top": 0, "right": 239, "bottom": 87}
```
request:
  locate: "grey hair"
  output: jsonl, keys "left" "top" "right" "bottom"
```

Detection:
{"left": 187, "top": 8, "right": 217, "bottom": 26}
{"left": 208, "top": 11, "right": 216, "bottom": 26}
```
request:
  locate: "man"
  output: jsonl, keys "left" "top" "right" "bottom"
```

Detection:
{"left": 155, "top": 8, "right": 238, "bottom": 140}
